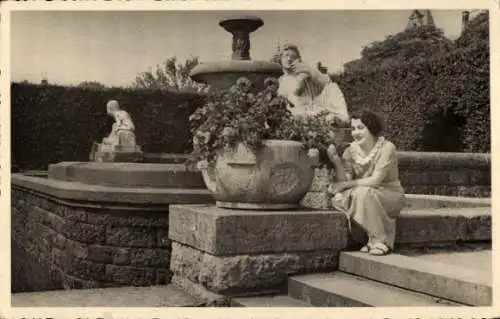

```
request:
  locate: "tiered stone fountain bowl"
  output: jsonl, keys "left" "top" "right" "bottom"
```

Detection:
{"left": 190, "top": 16, "right": 283, "bottom": 90}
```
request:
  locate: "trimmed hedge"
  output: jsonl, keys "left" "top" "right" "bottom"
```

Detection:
{"left": 11, "top": 83, "right": 206, "bottom": 170}
{"left": 454, "top": 12, "right": 490, "bottom": 153}
{"left": 334, "top": 13, "right": 489, "bottom": 153}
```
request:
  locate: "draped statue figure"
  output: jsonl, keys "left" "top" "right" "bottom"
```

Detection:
{"left": 277, "top": 43, "right": 349, "bottom": 123}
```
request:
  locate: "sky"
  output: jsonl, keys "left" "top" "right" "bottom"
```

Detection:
{"left": 11, "top": 10, "right": 465, "bottom": 87}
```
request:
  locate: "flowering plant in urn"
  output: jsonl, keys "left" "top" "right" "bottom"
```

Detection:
{"left": 189, "top": 77, "right": 347, "bottom": 209}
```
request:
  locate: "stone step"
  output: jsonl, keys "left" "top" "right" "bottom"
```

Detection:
{"left": 231, "top": 294, "right": 311, "bottom": 307}
{"left": 339, "top": 251, "right": 491, "bottom": 306}
{"left": 301, "top": 196, "right": 491, "bottom": 245}
{"left": 287, "top": 272, "right": 461, "bottom": 307}
{"left": 396, "top": 207, "right": 491, "bottom": 244}
{"left": 404, "top": 194, "right": 490, "bottom": 209}
{"left": 11, "top": 285, "right": 202, "bottom": 307}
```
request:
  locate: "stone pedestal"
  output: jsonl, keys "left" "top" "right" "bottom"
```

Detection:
{"left": 301, "top": 167, "right": 334, "bottom": 210}
{"left": 169, "top": 205, "right": 348, "bottom": 304}
{"left": 91, "top": 143, "right": 143, "bottom": 163}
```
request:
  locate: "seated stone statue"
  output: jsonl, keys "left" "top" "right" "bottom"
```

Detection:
{"left": 90, "top": 100, "right": 142, "bottom": 162}
{"left": 102, "top": 100, "right": 138, "bottom": 148}
{"left": 277, "top": 43, "right": 349, "bottom": 124}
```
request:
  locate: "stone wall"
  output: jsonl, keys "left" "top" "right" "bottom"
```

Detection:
{"left": 398, "top": 152, "right": 490, "bottom": 197}
{"left": 12, "top": 188, "right": 171, "bottom": 292}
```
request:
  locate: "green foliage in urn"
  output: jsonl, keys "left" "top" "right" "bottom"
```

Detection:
{"left": 189, "top": 77, "right": 346, "bottom": 165}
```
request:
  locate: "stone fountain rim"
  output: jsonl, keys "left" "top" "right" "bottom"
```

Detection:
{"left": 219, "top": 15, "right": 264, "bottom": 22}
{"left": 190, "top": 60, "right": 283, "bottom": 77}
{"left": 46, "top": 161, "right": 206, "bottom": 189}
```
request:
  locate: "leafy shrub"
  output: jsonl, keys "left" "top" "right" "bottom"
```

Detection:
{"left": 454, "top": 11, "right": 490, "bottom": 152}
{"left": 334, "top": 16, "right": 489, "bottom": 153}
{"left": 360, "top": 25, "right": 454, "bottom": 64}
{"left": 456, "top": 11, "right": 489, "bottom": 48}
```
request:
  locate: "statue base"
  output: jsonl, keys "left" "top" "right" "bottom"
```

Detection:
{"left": 90, "top": 143, "right": 143, "bottom": 163}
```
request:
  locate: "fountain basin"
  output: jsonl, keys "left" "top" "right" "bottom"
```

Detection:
{"left": 190, "top": 60, "right": 282, "bottom": 90}
{"left": 48, "top": 162, "right": 205, "bottom": 189}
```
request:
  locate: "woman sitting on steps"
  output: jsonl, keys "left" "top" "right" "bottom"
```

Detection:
{"left": 326, "top": 110, "right": 406, "bottom": 256}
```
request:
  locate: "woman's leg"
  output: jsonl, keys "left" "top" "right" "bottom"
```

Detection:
{"left": 347, "top": 186, "right": 404, "bottom": 250}
{"left": 331, "top": 191, "right": 369, "bottom": 250}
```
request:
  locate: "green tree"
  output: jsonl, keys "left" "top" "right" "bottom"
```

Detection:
{"left": 132, "top": 56, "right": 210, "bottom": 93}
{"left": 456, "top": 11, "right": 488, "bottom": 48}
{"left": 344, "top": 25, "right": 454, "bottom": 74}
{"left": 360, "top": 25, "right": 453, "bottom": 62}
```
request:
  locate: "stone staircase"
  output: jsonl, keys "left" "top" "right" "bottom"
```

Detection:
{"left": 232, "top": 248, "right": 491, "bottom": 307}
{"left": 14, "top": 247, "right": 490, "bottom": 308}
{"left": 232, "top": 202, "right": 492, "bottom": 308}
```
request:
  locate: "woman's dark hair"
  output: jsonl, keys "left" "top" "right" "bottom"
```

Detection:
{"left": 351, "top": 110, "right": 384, "bottom": 137}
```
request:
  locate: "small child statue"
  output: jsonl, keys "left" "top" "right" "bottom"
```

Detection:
{"left": 90, "top": 100, "right": 142, "bottom": 162}
{"left": 102, "top": 100, "right": 137, "bottom": 147}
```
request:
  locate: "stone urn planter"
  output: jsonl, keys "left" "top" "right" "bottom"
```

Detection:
{"left": 197, "top": 139, "right": 319, "bottom": 210}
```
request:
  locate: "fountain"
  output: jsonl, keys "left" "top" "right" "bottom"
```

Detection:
{"left": 11, "top": 15, "right": 286, "bottom": 292}
{"left": 190, "top": 16, "right": 282, "bottom": 90}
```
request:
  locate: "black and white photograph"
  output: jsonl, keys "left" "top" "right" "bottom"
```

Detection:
{"left": 2, "top": 1, "right": 497, "bottom": 317}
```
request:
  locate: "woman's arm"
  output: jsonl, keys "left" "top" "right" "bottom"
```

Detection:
{"left": 327, "top": 145, "right": 351, "bottom": 182}
{"left": 341, "top": 142, "right": 396, "bottom": 189}
{"left": 343, "top": 173, "right": 381, "bottom": 189}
